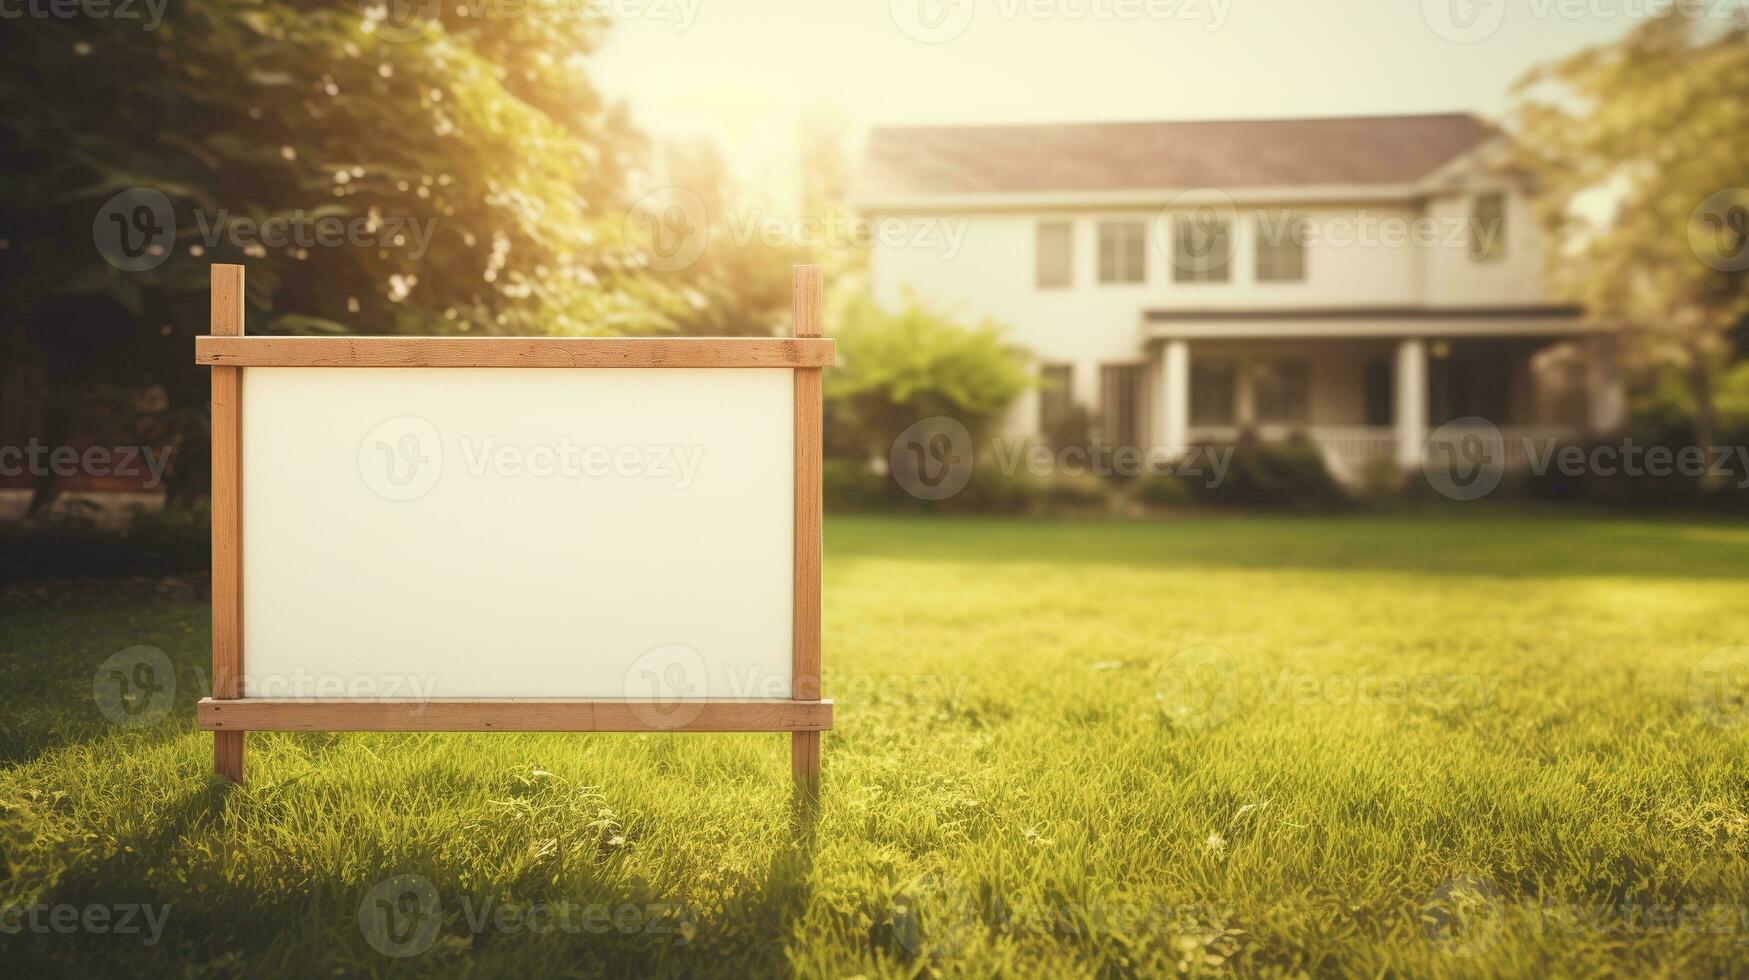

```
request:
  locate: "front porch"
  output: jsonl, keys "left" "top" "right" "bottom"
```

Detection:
{"left": 1148, "top": 328, "right": 1623, "bottom": 482}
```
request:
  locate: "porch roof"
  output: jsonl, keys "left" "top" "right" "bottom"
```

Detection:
{"left": 1141, "top": 304, "right": 1598, "bottom": 340}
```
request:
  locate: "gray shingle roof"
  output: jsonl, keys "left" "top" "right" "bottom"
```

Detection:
{"left": 854, "top": 113, "right": 1497, "bottom": 199}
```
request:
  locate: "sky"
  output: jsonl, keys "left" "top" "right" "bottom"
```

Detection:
{"left": 591, "top": 0, "right": 1709, "bottom": 196}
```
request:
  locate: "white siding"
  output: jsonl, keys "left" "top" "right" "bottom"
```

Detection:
{"left": 864, "top": 178, "right": 1560, "bottom": 438}
{"left": 1422, "top": 185, "right": 1551, "bottom": 306}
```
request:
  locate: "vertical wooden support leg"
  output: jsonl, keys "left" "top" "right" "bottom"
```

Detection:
{"left": 210, "top": 264, "right": 247, "bottom": 784}
{"left": 791, "top": 265, "right": 824, "bottom": 797}
{"left": 791, "top": 731, "right": 820, "bottom": 794}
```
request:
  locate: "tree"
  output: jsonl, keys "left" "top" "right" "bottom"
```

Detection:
{"left": 638, "top": 136, "right": 809, "bottom": 337}
{"left": 1511, "top": 12, "right": 1749, "bottom": 453}
{"left": 0, "top": 1, "right": 675, "bottom": 510}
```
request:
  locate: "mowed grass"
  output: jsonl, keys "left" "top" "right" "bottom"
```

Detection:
{"left": 2, "top": 514, "right": 1748, "bottom": 978}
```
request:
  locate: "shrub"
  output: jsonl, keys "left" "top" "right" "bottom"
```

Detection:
{"left": 821, "top": 458, "right": 894, "bottom": 512}
{"left": 824, "top": 292, "right": 1032, "bottom": 462}
{"left": 0, "top": 504, "right": 209, "bottom": 580}
{"left": 822, "top": 458, "right": 1117, "bottom": 516}
{"left": 1512, "top": 436, "right": 1749, "bottom": 512}
{"left": 1138, "top": 433, "right": 1351, "bottom": 511}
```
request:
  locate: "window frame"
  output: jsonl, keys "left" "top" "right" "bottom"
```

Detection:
{"left": 1172, "top": 213, "right": 1233, "bottom": 284}
{"left": 1250, "top": 357, "right": 1312, "bottom": 426}
{"left": 1036, "top": 220, "right": 1074, "bottom": 289}
{"left": 1255, "top": 212, "right": 1308, "bottom": 283}
{"left": 1038, "top": 363, "right": 1075, "bottom": 437}
{"left": 1189, "top": 357, "right": 1240, "bottom": 428}
{"left": 1469, "top": 191, "right": 1507, "bottom": 263}
{"left": 1099, "top": 362, "right": 1149, "bottom": 451}
{"left": 1097, "top": 220, "right": 1147, "bottom": 285}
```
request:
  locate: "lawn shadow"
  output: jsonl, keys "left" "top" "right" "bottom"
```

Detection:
{"left": 685, "top": 778, "right": 820, "bottom": 966}
{"left": 0, "top": 782, "right": 229, "bottom": 973}
{"left": 0, "top": 581, "right": 211, "bottom": 770}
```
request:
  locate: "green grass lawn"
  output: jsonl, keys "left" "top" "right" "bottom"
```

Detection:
{"left": 3, "top": 514, "right": 1748, "bottom": 978}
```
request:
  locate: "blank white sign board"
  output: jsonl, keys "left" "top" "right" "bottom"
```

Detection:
{"left": 239, "top": 367, "right": 795, "bottom": 699}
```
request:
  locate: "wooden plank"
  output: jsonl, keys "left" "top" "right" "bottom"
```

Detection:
{"left": 791, "top": 265, "right": 825, "bottom": 794}
{"left": 196, "top": 336, "right": 836, "bottom": 369}
{"left": 197, "top": 698, "right": 833, "bottom": 733}
{"left": 209, "top": 264, "right": 246, "bottom": 784}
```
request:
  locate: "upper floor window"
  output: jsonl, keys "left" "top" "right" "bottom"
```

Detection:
{"left": 1173, "top": 212, "right": 1232, "bottom": 283}
{"left": 1098, "top": 221, "right": 1147, "bottom": 284}
{"left": 1036, "top": 221, "right": 1073, "bottom": 288}
{"left": 1470, "top": 192, "right": 1507, "bottom": 262}
{"left": 1256, "top": 212, "right": 1308, "bottom": 283}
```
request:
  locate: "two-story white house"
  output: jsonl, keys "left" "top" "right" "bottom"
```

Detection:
{"left": 851, "top": 113, "right": 1622, "bottom": 480}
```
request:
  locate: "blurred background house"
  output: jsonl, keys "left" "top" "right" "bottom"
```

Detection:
{"left": 854, "top": 113, "right": 1624, "bottom": 482}
{"left": 0, "top": 4, "right": 1744, "bottom": 547}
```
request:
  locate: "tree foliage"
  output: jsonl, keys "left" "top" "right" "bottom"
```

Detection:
{"left": 0, "top": 1, "right": 680, "bottom": 505}
{"left": 642, "top": 137, "right": 810, "bottom": 337}
{"left": 1512, "top": 12, "right": 1749, "bottom": 447}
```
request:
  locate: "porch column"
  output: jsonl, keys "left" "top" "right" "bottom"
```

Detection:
{"left": 1587, "top": 336, "right": 1626, "bottom": 433}
{"left": 1159, "top": 338, "right": 1190, "bottom": 456}
{"left": 1394, "top": 338, "right": 1427, "bottom": 468}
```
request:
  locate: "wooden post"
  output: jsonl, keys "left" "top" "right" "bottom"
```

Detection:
{"left": 210, "top": 265, "right": 246, "bottom": 784}
{"left": 791, "top": 265, "right": 824, "bottom": 796}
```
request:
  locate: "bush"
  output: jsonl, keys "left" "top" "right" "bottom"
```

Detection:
{"left": 821, "top": 458, "right": 894, "bottom": 512}
{"left": 1133, "top": 471, "right": 1194, "bottom": 507}
{"left": 824, "top": 293, "right": 1032, "bottom": 462}
{"left": 1512, "top": 436, "right": 1749, "bottom": 512}
{"left": 822, "top": 459, "right": 1116, "bottom": 516}
{"left": 1136, "top": 433, "right": 1351, "bottom": 511}
{"left": 0, "top": 504, "right": 209, "bottom": 580}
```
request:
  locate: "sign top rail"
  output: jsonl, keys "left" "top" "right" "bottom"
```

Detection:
{"left": 195, "top": 335, "right": 836, "bottom": 369}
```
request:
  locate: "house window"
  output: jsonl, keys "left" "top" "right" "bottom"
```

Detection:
{"left": 1100, "top": 364, "right": 1148, "bottom": 450}
{"left": 1038, "top": 363, "right": 1074, "bottom": 438}
{"left": 1036, "top": 221, "right": 1073, "bottom": 288}
{"left": 1256, "top": 212, "right": 1308, "bottom": 282}
{"left": 1098, "top": 221, "right": 1147, "bottom": 284}
{"left": 1252, "top": 358, "right": 1311, "bottom": 424}
{"left": 1363, "top": 358, "right": 1393, "bottom": 427}
{"left": 1470, "top": 192, "right": 1507, "bottom": 262}
{"left": 1173, "top": 211, "right": 1231, "bottom": 283}
{"left": 1190, "top": 359, "right": 1238, "bottom": 427}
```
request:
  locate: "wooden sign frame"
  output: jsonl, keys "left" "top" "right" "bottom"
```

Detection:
{"left": 196, "top": 263, "right": 832, "bottom": 792}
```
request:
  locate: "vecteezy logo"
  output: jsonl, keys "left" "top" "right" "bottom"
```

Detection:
{"left": 358, "top": 416, "right": 443, "bottom": 502}
{"left": 625, "top": 187, "right": 709, "bottom": 272}
{"left": 1690, "top": 189, "right": 1749, "bottom": 273}
{"left": 1154, "top": 644, "right": 1238, "bottom": 730}
{"left": 623, "top": 643, "right": 710, "bottom": 729}
{"left": 1423, "top": 875, "right": 1504, "bottom": 957}
{"left": 1421, "top": 0, "right": 1506, "bottom": 43}
{"left": 1157, "top": 187, "right": 1238, "bottom": 277}
{"left": 889, "top": 873, "right": 979, "bottom": 958}
{"left": 93, "top": 646, "right": 176, "bottom": 727}
{"left": 359, "top": 874, "right": 442, "bottom": 957}
{"left": 360, "top": 0, "right": 441, "bottom": 44}
{"left": 889, "top": 0, "right": 975, "bottom": 43}
{"left": 93, "top": 188, "right": 175, "bottom": 272}
{"left": 889, "top": 417, "right": 974, "bottom": 501}
{"left": 1688, "top": 646, "right": 1749, "bottom": 729}
{"left": 1423, "top": 417, "right": 1505, "bottom": 501}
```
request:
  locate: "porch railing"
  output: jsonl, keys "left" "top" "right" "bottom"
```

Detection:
{"left": 1186, "top": 425, "right": 1584, "bottom": 483}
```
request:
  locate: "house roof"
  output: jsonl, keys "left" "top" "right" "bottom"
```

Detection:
{"left": 854, "top": 113, "right": 1498, "bottom": 202}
